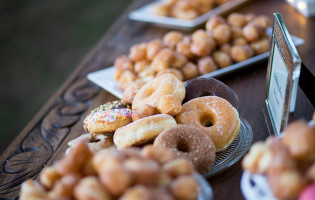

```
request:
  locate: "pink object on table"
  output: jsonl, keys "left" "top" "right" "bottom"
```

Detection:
{"left": 299, "top": 184, "right": 315, "bottom": 200}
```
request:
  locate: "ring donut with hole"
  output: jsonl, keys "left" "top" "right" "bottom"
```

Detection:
{"left": 154, "top": 124, "right": 216, "bottom": 173}
{"left": 131, "top": 73, "right": 185, "bottom": 121}
{"left": 176, "top": 96, "right": 240, "bottom": 152}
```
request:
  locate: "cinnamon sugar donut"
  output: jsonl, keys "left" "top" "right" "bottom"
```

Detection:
{"left": 176, "top": 96, "right": 240, "bottom": 152}
{"left": 132, "top": 73, "right": 185, "bottom": 121}
{"left": 154, "top": 124, "right": 216, "bottom": 173}
{"left": 83, "top": 101, "right": 132, "bottom": 134}
{"left": 114, "top": 114, "right": 177, "bottom": 149}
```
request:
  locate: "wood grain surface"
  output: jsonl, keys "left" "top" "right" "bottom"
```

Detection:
{"left": 0, "top": 0, "right": 314, "bottom": 199}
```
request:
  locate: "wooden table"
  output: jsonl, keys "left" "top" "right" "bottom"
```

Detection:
{"left": 0, "top": 0, "right": 314, "bottom": 199}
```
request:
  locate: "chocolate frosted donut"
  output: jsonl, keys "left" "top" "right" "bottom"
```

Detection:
{"left": 183, "top": 78, "right": 239, "bottom": 108}
{"left": 154, "top": 124, "right": 216, "bottom": 173}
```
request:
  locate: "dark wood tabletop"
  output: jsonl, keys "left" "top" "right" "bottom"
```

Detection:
{"left": 0, "top": 0, "right": 314, "bottom": 199}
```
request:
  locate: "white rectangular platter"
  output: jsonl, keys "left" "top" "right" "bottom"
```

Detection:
{"left": 87, "top": 33, "right": 304, "bottom": 99}
{"left": 129, "top": 0, "right": 248, "bottom": 29}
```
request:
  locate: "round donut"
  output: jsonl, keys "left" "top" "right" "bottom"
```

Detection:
{"left": 176, "top": 96, "right": 240, "bottom": 152}
{"left": 114, "top": 114, "right": 177, "bottom": 149}
{"left": 83, "top": 101, "right": 132, "bottom": 134}
{"left": 132, "top": 73, "right": 185, "bottom": 121}
{"left": 66, "top": 133, "right": 114, "bottom": 154}
{"left": 154, "top": 124, "right": 216, "bottom": 173}
{"left": 183, "top": 78, "right": 239, "bottom": 108}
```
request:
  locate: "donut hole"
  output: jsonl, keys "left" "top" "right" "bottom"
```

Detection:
{"left": 199, "top": 114, "right": 214, "bottom": 127}
{"left": 89, "top": 136, "right": 101, "bottom": 143}
{"left": 92, "top": 139, "right": 101, "bottom": 143}
{"left": 176, "top": 139, "right": 190, "bottom": 153}
{"left": 203, "top": 121, "right": 213, "bottom": 127}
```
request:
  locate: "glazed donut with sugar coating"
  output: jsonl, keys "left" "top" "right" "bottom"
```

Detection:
{"left": 154, "top": 124, "right": 216, "bottom": 173}
{"left": 176, "top": 96, "right": 240, "bottom": 152}
{"left": 131, "top": 73, "right": 185, "bottom": 121}
{"left": 83, "top": 101, "right": 132, "bottom": 134}
{"left": 114, "top": 114, "right": 177, "bottom": 149}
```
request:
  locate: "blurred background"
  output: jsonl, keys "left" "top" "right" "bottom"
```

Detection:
{"left": 0, "top": 0, "right": 130, "bottom": 153}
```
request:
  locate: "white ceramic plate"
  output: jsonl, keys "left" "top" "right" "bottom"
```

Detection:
{"left": 129, "top": 0, "right": 248, "bottom": 30}
{"left": 87, "top": 31, "right": 304, "bottom": 99}
{"left": 241, "top": 171, "right": 277, "bottom": 200}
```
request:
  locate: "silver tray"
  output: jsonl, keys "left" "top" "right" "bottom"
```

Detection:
{"left": 203, "top": 117, "right": 253, "bottom": 178}
{"left": 87, "top": 30, "right": 304, "bottom": 99}
{"left": 129, "top": 0, "right": 248, "bottom": 30}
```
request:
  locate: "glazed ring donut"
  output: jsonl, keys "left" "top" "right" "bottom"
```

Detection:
{"left": 154, "top": 124, "right": 216, "bottom": 173}
{"left": 176, "top": 96, "right": 240, "bottom": 152}
{"left": 132, "top": 73, "right": 185, "bottom": 121}
{"left": 114, "top": 114, "right": 177, "bottom": 149}
{"left": 66, "top": 133, "right": 114, "bottom": 154}
{"left": 83, "top": 101, "right": 132, "bottom": 134}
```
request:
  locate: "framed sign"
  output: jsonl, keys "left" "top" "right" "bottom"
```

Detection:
{"left": 265, "top": 13, "right": 301, "bottom": 135}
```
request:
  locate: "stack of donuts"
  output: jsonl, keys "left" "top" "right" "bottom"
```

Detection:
{"left": 20, "top": 74, "right": 242, "bottom": 199}
{"left": 242, "top": 115, "right": 315, "bottom": 200}
{"left": 150, "top": 0, "right": 230, "bottom": 20}
{"left": 68, "top": 74, "right": 241, "bottom": 174}
{"left": 114, "top": 12, "right": 271, "bottom": 90}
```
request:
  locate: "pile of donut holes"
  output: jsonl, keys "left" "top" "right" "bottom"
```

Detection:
{"left": 150, "top": 0, "right": 231, "bottom": 20}
{"left": 243, "top": 114, "right": 315, "bottom": 200}
{"left": 114, "top": 12, "right": 271, "bottom": 91}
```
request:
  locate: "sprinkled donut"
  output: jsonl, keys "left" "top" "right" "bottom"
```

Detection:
{"left": 114, "top": 114, "right": 177, "bottom": 149}
{"left": 176, "top": 96, "right": 240, "bottom": 152}
{"left": 154, "top": 124, "right": 216, "bottom": 173}
{"left": 131, "top": 73, "right": 185, "bottom": 121}
{"left": 83, "top": 101, "right": 132, "bottom": 134}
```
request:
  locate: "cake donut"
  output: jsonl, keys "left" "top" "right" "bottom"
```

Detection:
{"left": 114, "top": 114, "right": 177, "bottom": 149}
{"left": 154, "top": 124, "right": 216, "bottom": 173}
{"left": 131, "top": 73, "right": 185, "bottom": 121}
{"left": 176, "top": 96, "right": 240, "bottom": 152}
{"left": 183, "top": 78, "right": 239, "bottom": 108}
{"left": 83, "top": 101, "right": 132, "bottom": 134}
